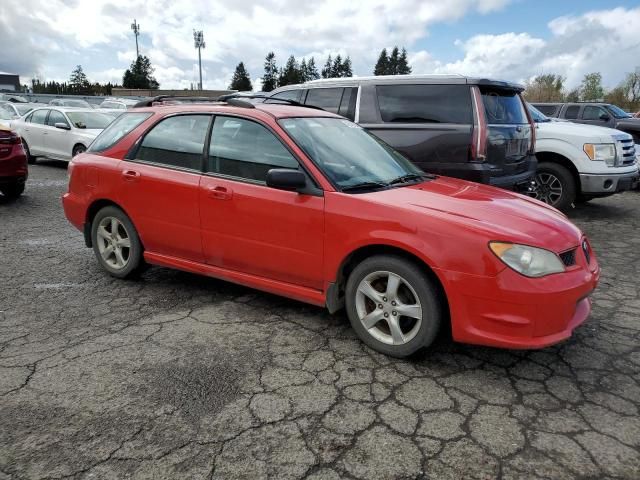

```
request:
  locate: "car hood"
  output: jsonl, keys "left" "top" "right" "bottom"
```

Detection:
{"left": 364, "top": 177, "right": 583, "bottom": 252}
{"left": 616, "top": 117, "right": 640, "bottom": 130}
{"left": 536, "top": 121, "right": 628, "bottom": 142}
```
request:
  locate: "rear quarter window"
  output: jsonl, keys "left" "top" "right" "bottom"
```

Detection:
{"left": 564, "top": 105, "right": 580, "bottom": 119}
{"left": 480, "top": 88, "right": 527, "bottom": 124}
{"left": 88, "top": 112, "right": 152, "bottom": 152}
{"left": 376, "top": 84, "right": 472, "bottom": 124}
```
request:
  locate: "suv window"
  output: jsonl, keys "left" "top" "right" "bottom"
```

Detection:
{"left": 47, "top": 110, "right": 68, "bottom": 127}
{"left": 535, "top": 105, "right": 558, "bottom": 116}
{"left": 305, "top": 88, "right": 344, "bottom": 113}
{"left": 136, "top": 115, "right": 210, "bottom": 170}
{"left": 339, "top": 87, "right": 358, "bottom": 120}
{"left": 270, "top": 90, "right": 302, "bottom": 103}
{"left": 30, "top": 109, "right": 49, "bottom": 125}
{"left": 208, "top": 116, "right": 298, "bottom": 182}
{"left": 480, "top": 88, "right": 527, "bottom": 124}
{"left": 564, "top": 105, "right": 580, "bottom": 119}
{"left": 583, "top": 105, "right": 608, "bottom": 120}
{"left": 89, "top": 112, "right": 152, "bottom": 152}
{"left": 377, "top": 84, "right": 472, "bottom": 124}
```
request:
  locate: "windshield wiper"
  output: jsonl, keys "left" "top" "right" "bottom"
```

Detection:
{"left": 388, "top": 173, "right": 433, "bottom": 186}
{"left": 341, "top": 181, "right": 389, "bottom": 193}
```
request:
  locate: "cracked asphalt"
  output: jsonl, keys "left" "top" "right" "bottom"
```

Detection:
{"left": 1, "top": 162, "right": 639, "bottom": 480}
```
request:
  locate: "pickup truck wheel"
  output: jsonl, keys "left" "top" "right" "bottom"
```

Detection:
{"left": 530, "top": 162, "right": 576, "bottom": 210}
{"left": 91, "top": 206, "right": 143, "bottom": 279}
{"left": 345, "top": 255, "right": 442, "bottom": 358}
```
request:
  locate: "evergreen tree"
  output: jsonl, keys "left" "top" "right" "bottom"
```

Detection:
{"left": 341, "top": 56, "right": 353, "bottom": 77}
{"left": 397, "top": 48, "right": 412, "bottom": 75}
{"left": 307, "top": 57, "right": 320, "bottom": 80}
{"left": 278, "top": 55, "right": 302, "bottom": 86}
{"left": 331, "top": 55, "right": 343, "bottom": 78}
{"left": 122, "top": 55, "right": 159, "bottom": 89}
{"left": 374, "top": 48, "right": 389, "bottom": 76}
{"left": 321, "top": 55, "right": 333, "bottom": 79}
{"left": 229, "top": 62, "right": 253, "bottom": 91}
{"left": 388, "top": 47, "right": 400, "bottom": 75}
{"left": 261, "top": 52, "right": 278, "bottom": 92}
{"left": 299, "top": 58, "right": 308, "bottom": 82}
{"left": 69, "top": 65, "right": 90, "bottom": 93}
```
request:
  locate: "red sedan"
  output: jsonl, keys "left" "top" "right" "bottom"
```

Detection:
{"left": 0, "top": 126, "right": 27, "bottom": 198}
{"left": 62, "top": 100, "right": 599, "bottom": 357}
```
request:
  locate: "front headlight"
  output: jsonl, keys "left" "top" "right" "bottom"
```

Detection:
{"left": 584, "top": 143, "right": 616, "bottom": 166}
{"left": 489, "top": 242, "right": 565, "bottom": 277}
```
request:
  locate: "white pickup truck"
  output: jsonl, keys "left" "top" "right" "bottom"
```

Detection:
{"left": 527, "top": 104, "right": 639, "bottom": 210}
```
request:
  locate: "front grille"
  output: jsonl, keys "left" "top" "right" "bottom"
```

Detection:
{"left": 614, "top": 135, "right": 636, "bottom": 166}
{"left": 582, "top": 240, "right": 591, "bottom": 264}
{"left": 559, "top": 249, "right": 577, "bottom": 267}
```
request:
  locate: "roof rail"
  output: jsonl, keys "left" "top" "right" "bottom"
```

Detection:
{"left": 216, "top": 93, "right": 326, "bottom": 112}
{"left": 132, "top": 95, "right": 221, "bottom": 108}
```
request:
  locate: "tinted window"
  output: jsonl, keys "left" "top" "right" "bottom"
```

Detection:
{"left": 89, "top": 112, "right": 152, "bottom": 152}
{"left": 480, "top": 88, "right": 527, "bottom": 124}
{"left": 535, "top": 105, "right": 558, "bottom": 116}
{"left": 564, "top": 106, "right": 580, "bottom": 119}
{"left": 136, "top": 115, "right": 210, "bottom": 170}
{"left": 47, "top": 110, "right": 68, "bottom": 127}
{"left": 209, "top": 116, "right": 298, "bottom": 182}
{"left": 30, "top": 109, "right": 49, "bottom": 125}
{"left": 270, "top": 90, "right": 302, "bottom": 102}
{"left": 377, "top": 84, "right": 471, "bottom": 124}
{"left": 583, "top": 106, "right": 608, "bottom": 120}
{"left": 305, "top": 88, "right": 344, "bottom": 113}
{"left": 339, "top": 87, "right": 358, "bottom": 120}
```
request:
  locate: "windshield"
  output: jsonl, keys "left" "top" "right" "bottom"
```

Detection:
{"left": 527, "top": 103, "right": 550, "bottom": 122}
{"left": 15, "top": 104, "right": 34, "bottom": 115}
{"left": 0, "top": 106, "right": 16, "bottom": 120}
{"left": 64, "top": 99, "right": 92, "bottom": 108}
{"left": 279, "top": 117, "right": 425, "bottom": 191}
{"left": 66, "top": 112, "right": 114, "bottom": 129}
{"left": 606, "top": 104, "right": 632, "bottom": 119}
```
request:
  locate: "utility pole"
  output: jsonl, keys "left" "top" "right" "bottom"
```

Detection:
{"left": 193, "top": 30, "right": 205, "bottom": 90}
{"left": 131, "top": 19, "right": 140, "bottom": 59}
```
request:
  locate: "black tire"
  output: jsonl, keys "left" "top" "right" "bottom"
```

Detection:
{"left": 91, "top": 206, "right": 143, "bottom": 279}
{"left": 0, "top": 182, "right": 25, "bottom": 199}
{"left": 72, "top": 144, "right": 86, "bottom": 157}
{"left": 345, "top": 255, "right": 442, "bottom": 358}
{"left": 23, "top": 140, "right": 35, "bottom": 164}
{"left": 575, "top": 194, "right": 595, "bottom": 204}
{"left": 533, "top": 162, "right": 576, "bottom": 211}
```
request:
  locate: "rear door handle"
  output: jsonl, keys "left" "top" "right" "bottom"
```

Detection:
{"left": 122, "top": 170, "right": 141, "bottom": 181}
{"left": 207, "top": 185, "right": 232, "bottom": 200}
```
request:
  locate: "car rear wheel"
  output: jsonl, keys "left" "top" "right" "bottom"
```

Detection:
{"left": 528, "top": 162, "right": 576, "bottom": 210}
{"left": 23, "top": 140, "right": 35, "bottom": 164}
{"left": 1, "top": 182, "right": 25, "bottom": 199}
{"left": 345, "top": 255, "right": 442, "bottom": 358}
{"left": 91, "top": 206, "right": 143, "bottom": 278}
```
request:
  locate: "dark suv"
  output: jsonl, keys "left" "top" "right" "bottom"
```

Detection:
{"left": 268, "top": 75, "right": 537, "bottom": 190}
{"left": 532, "top": 102, "right": 640, "bottom": 144}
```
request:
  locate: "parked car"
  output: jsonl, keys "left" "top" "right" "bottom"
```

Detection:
{"left": 0, "top": 93, "right": 28, "bottom": 103}
{"left": 0, "top": 101, "right": 39, "bottom": 119}
{"left": 98, "top": 98, "right": 139, "bottom": 110}
{"left": 532, "top": 102, "right": 640, "bottom": 144}
{"left": 13, "top": 107, "right": 116, "bottom": 163}
{"left": 267, "top": 74, "right": 537, "bottom": 190}
{"left": 62, "top": 99, "right": 599, "bottom": 357}
{"left": 0, "top": 126, "right": 28, "bottom": 198}
{"left": 49, "top": 98, "right": 94, "bottom": 109}
{"left": 526, "top": 104, "right": 638, "bottom": 209}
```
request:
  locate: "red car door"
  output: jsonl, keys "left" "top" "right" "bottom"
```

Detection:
{"left": 199, "top": 115, "right": 324, "bottom": 290}
{"left": 117, "top": 114, "right": 212, "bottom": 262}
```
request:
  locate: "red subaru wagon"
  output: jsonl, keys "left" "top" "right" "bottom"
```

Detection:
{"left": 63, "top": 99, "right": 600, "bottom": 357}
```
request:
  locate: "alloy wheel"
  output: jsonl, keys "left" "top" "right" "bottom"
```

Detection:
{"left": 96, "top": 216, "right": 131, "bottom": 270}
{"left": 355, "top": 271, "right": 423, "bottom": 346}
{"left": 528, "top": 172, "right": 563, "bottom": 205}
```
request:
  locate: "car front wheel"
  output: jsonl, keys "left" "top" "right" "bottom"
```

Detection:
{"left": 91, "top": 206, "right": 143, "bottom": 278}
{"left": 345, "top": 255, "right": 442, "bottom": 358}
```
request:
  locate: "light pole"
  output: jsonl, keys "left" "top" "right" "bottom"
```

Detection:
{"left": 131, "top": 19, "right": 140, "bottom": 59}
{"left": 193, "top": 30, "right": 205, "bottom": 90}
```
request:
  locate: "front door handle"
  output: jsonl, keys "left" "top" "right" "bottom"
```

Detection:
{"left": 122, "top": 170, "right": 141, "bottom": 181}
{"left": 207, "top": 185, "right": 232, "bottom": 200}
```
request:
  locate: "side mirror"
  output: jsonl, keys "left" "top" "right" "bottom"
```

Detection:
{"left": 599, "top": 113, "right": 611, "bottom": 121}
{"left": 54, "top": 122, "right": 71, "bottom": 130}
{"left": 266, "top": 168, "right": 306, "bottom": 191}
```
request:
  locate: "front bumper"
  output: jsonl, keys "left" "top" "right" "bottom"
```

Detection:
{"left": 579, "top": 169, "right": 639, "bottom": 194}
{"left": 437, "top": 249, "right": 600, "bottom": 349}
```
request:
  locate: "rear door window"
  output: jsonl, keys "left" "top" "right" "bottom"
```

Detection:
{"left": 480, "top": 88, "right": 527, "bottom": 124}
{"left": 30, "top": 109, "right": 49, "bottom": 125}
{"left": 338, "top": 87, "right": 358, "bottom": 120}
{"left": 305, "top": 88, "right": 344, "bottom": 113}
{"left": 564, "top": 105, "right": 580, "bottom": 119}
{"left": 377, "top": 84, "right": 472, "bottom": 124}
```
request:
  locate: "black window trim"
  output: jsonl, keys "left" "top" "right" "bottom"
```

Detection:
{"left": 204, "top": 113, "right": 323, "bottom": 197}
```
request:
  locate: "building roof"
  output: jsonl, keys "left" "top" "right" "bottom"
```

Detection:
{"left": 0, "top": 72, "right": 19, "bottom": 76}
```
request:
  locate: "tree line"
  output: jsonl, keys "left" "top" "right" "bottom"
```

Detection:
{"left": 524, "top": 69, "right": 640, "bottom": 112}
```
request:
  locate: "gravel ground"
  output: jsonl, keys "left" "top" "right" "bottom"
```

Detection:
{"left": 1, "top": 162, "right": 639, "bottom": 480}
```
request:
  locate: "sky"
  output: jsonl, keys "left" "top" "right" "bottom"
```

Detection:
{"left": 1, "top": 0, "right": 639, "bottom": 91}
